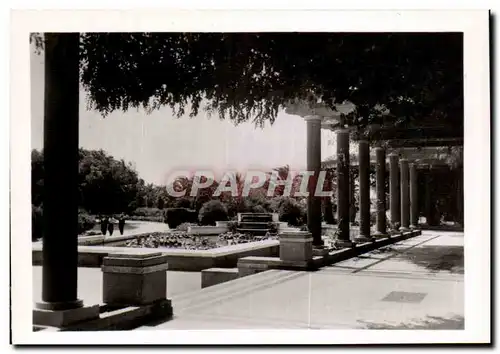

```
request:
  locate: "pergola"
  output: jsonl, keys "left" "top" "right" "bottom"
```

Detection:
{"left": 285, "top": 101, "right": 463, "bottom": 247}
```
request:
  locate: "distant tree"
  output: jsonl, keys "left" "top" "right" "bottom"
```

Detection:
{"left": 32, "top": 148, "right": 140, "bottom": 214}
{"left": 78, "top": 149, "right": 140, "bottom": 214}
{"left": 157, "top": 197, "right": 165, "bottom": 210}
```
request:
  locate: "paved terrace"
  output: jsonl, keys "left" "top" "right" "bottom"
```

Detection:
{"left": 32, "top": 230, "right": 464, "bottom": 330}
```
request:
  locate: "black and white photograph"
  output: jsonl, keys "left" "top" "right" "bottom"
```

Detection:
{"left": 9, "top": 8, "right": 490, "bottom": 345}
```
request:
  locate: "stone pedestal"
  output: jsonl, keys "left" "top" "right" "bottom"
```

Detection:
{"left": 409, "top": 163, "right": 419, "bottom": 228}
{"left": 389, "top": 153, "right": 400, "bottom": 229}
{"left": 400, "top": 159, "right": 410, "bottom": 231}
{"left": 355, "top": 140, "right": 372, "bottom": 242}
{"left": 373, "top": 147, "right": 387, "bottom": 237}
{"left": 102, "top": 252, "right": 169, "bottom": 306}
{"left": 336, "top": 129, "right": 351, "bottom": 243}
{"left": 305, "top": 115, "right": 323, "bottom": 246}
{"left": 279, "top": 231, "right": 313, "bottom": 262}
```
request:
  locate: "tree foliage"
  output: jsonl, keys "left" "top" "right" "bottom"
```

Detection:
{"left": 31, "top": 32, "right": 463, "bottom": 134}
{"left": 78, "top": 149, "right": 140, "bottom": 214}
{"left": 32, "top": 148, "right": 140, "bottom": 214}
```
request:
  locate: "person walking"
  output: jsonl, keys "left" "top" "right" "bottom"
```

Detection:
{"left": 118, "top": 214, "right": 126, "bottom": 235}
{"left": 100, "top": 215, "right": 108, "bottom": 235}
{"left": 107, "top": 217, "right": 114, "bottom": 236}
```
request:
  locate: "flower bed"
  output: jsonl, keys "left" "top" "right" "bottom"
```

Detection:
{"left": 125, "top": 231, "right": 278, "bottom": 250}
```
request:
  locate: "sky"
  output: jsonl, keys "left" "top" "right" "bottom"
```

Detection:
{"left": 30, "top": 46, "right": 337, "bottom": 185}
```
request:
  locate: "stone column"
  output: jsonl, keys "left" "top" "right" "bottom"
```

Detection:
{"left": 349, "top": 171, "right": 356, "bottom": 223}
{"left": 355, "top": 140, "right": 371, "bottom": 242}
{"left": 425, "top": 167, "right": 439, "bottom": 226}
{"left": 38, "top": 33, "right": 82, "bottom": 310}
{"left": 389, "top": 153, "right": 400, "bottom": 229}
{"left": 34, "top": 34, "right": 99, "bottom": 328}
{"left": 305, "top": 115, "right": 323, "bottom": 246}
{"left": 409, "top": 163, "right": 419, "bottom": 228}
{"left": 373, "top": 147, "right": 387, "bottom": 236}
{"left": 336, "top": 129, "right": 352, "bottom": 246}
{"left": 423, "top": 166, "right": 432, "bottom": 224}
{"left": 400, "top": 159, "right": 410, "bottom": 231}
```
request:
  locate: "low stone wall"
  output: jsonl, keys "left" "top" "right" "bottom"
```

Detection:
{"left": 77, "top": 233, "right": 152, "bottom": 246}
{"left": 235, "top": 229, "right": 422, "bottom": 275}
{"left": 201, "top": 268, "right": 239, "bottom": 288}
{"left": 32, "top": 239, "right": 279, "bottom": 271}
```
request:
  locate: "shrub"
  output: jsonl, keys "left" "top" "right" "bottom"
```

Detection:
{"left": 127, "top": 215, "right": 164, "bottom": 222}
{"left": 251, "top": 205, "right": 267, "bottom": 214}
{"left": 128, "top": 207, "right": 165, "bottom": 222}
{"left": 175, "top": 197, "right": 193, "bottom": 209}
{"left": 32, "top": 205, "right": 43, "bottom": 241}
{"left": 78, "top": 210, "right": 96, "bottom": 234}
{"left": 198, "top": 200, "right": 229, "bottom": 226}
{"left": 227, "top": 220, "right": 238, "bottom": 232}
{"left": 164, "top": 208, "right": 197, "bottom": 229}
{"left": 278, "top": 198, "right": 306, "bottom": 226}
{"left": 267, "top": 222, "right": 278, "bottom": 234}
{"left": 131, "top": 207, "right": 163, "bottom": 217}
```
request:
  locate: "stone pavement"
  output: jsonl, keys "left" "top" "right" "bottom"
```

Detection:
{"left": 32, "top": 230, "right": 464, "bottom": 330}
{"left": 140, "top": 230, "right": 464, "bottom": 330}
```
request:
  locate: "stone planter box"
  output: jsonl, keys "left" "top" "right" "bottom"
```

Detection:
{"left": 33, "top": 240, "right": 280, "bottom": 271}
{"left": 102, "top": 252, "right": 169, "bottom": 306}
{"left": 279, "top": 230, "right": 313, "bottom": 262}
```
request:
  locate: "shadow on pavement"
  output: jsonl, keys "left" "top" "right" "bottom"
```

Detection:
{"left": 361, "top": 242, "right": 463, "bottom": 274}
{"left": 358, "top": 315, "right": 464, "bottom": 329}
{"left": 400, "top": 245, "right": 464, "bottom": 274}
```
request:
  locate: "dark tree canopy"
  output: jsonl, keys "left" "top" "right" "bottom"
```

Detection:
{"left": 32, "top": 32, "right": 463, "bottom": 134}
{"left": 32, "top": 148, "right": 140, "bottom": 214}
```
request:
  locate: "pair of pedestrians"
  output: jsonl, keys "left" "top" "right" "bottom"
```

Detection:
{"left": 100, "top": 215, "right": 126, "bottom": 236}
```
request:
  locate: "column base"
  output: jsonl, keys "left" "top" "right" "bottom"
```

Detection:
{"left": 353, "top": 235, "right": 374, "bottom": 243}
{"left": 36, "top": 299, "right": 83, "bottom": 311}
{"left": 399, "top": 226, "right": 411, "bottom": 232}
{"left": 335, "top": 239, "right": 356, "bottom": 249}
{"left": 409, "top": 224, "right": 418, "bottom": 229}
{"left": 33, "top": 303, "right": 100, "bottom": 328}
{"left": 372, "top": 231, "right": 387, "bottom": 239}
{"left": 312, "top": 245, "right": 330, "bottom": 257}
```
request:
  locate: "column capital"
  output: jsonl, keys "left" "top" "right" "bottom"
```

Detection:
{"left": 304, "top": 115, "right": 323, "bottom": 122}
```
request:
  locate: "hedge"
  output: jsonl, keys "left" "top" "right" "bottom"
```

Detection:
{"left": 164, "top": 208, "right": 197, "bottom": 229}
